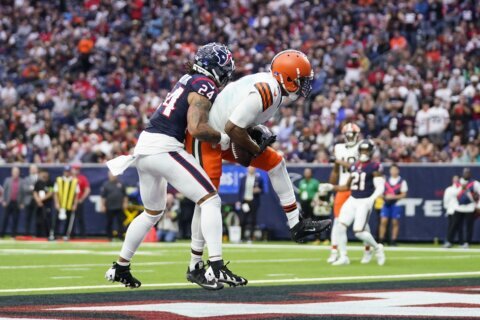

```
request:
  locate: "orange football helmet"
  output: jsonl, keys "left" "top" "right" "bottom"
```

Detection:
{"left": 271, "top": 49, "right": 314, "bottom": 100}
{"left": 341, "top": 122, "right": 360, "bottom": 147}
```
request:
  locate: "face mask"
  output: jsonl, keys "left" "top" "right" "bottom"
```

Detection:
{"left": 359, "top": 153, "right": 370, "bottom": 162}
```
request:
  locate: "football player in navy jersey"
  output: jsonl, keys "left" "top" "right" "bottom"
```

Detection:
{"left": 105, "top": 43, "right": 246, "bottom": 290}
{"left": 320, "top": 140, "right": 386, "bottom": 266}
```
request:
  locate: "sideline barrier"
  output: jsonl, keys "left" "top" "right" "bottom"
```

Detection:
{"left": 0, "top": 164, "right": 478, "bottom": 241}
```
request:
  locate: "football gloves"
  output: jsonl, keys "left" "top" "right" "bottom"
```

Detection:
{"left": 247, "top": 125, "right": 277, "bottom": 156}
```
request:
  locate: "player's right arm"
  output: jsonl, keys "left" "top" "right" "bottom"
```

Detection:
{"left": 187, "top": 92, "right": 222, "bottom": 144}
{"left": 224, "top": 91, "right": 263, "bottom": 156}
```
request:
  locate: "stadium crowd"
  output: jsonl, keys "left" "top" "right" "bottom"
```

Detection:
{"left": 0, "top": 0, "right": 479, "bottom": 164}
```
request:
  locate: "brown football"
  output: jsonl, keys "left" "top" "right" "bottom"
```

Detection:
{"left": 231, "top": 143, "right": 254, "bottom": 167}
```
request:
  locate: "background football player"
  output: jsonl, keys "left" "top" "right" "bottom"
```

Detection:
{"left": 184, "top": 50, "right": 331, "bottom": 278}
{"left": 321, "top": 139, "right": 386, "bottom": 266}
{"left": 327, "top": 123, "right": 370, "bottom": 263}
{"left": 105, "top": 43, "right": 246, "bottom": 291}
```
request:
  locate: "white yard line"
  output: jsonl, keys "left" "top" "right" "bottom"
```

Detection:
{"left": 1, "top": 271, "right": 480, "bottom": 293}
{"left": 0, "top": 249, "right": 156, "bottom": 256}
{"left": 50, "top": 276, "right": 83, "bottom": 280}
{"left": 0, "top": 255, "right": 476, "bottom": 270}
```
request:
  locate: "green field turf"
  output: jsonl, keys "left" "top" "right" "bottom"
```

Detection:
{"left": 0, "top": 240, "right": 479, "bottom": 296}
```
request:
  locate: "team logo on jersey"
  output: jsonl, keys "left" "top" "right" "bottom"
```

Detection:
{"left": 213, "top": 46, "right": 232, "bottom": 66}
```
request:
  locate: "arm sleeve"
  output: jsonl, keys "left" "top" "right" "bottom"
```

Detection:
{"left": 371, "top": 176, "right": 386, "bottom": 200}
{"left": 401, "top": 180, "right": 408, "bottom": 193}
{"left": 228, "top": 92, "right": 263, "bottom": 129}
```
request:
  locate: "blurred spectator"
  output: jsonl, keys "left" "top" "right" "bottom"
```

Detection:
{"left": 72, "top": 163, "right": 90, "bottom": 237}
{"left": 379, "top": 164, "right": 408, "bottom": 246}
{"left": 445, "top": 168, "right": 480, "bottom": 248}
{"left": 23, "top": 164, "right": 38, "bottom": 236}
{"left": 311, "top": 184, "right": 333, "bottom": 243}
{"left": 0, "top": 0, "right": 478, "bottom": 164}
{"left": 33, "top": 170, "right": 53, "bottom": 237}
{"left": 443, "top": 175, "right": 461, "bottom": 247}
{"left": 298, "top": 168, "right": 320, "bottom": 219}
{"left": 52, "top": 166, "right": 79, "bottom": 241}
{"left": 176, "top": 194, "right": 195, "bottom": 239}
{"left": 100, "top": 172, "right": 127, "bottom": 241}
{"left": 238, "top": 167, "right": 263, "bottom": 241}
{"left": 1, "top": 167, "right": 24, "bottom": 237}
{"left": 157, "top": 193, "right": 178, "bottom": 243}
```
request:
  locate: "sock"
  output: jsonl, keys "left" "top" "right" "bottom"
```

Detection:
{"left": 199, "top": 195, "right": 223, "bottom": 260}
{"left": 190, "top": 205, "right": 204, "bottom": 271}
{"left": 119, "top": 211, "right": 163, "bottom": 261}
{"left": 268, "top": 159, "right": 299, "bottom": 228}
{"left": 337, "top": 223, "right": 348, "bottom": 257}
{"left": 116, "top": 260, "right": 129, "bottom": 267}
{"left": 364, "top": 224, "right": 371, "bottom": 250}
{"left": 355, "top": 231, "right": 378, "bottom": 249}
{"left": 330, "top": 219, "right": 338, "bottom": 249}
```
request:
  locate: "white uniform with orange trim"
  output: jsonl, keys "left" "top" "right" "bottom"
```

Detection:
{"left": 209, "top": 72, "right": 283, "bottom": 132}
{"left": 334, "top": 142, "right": 359, "bottom": 185}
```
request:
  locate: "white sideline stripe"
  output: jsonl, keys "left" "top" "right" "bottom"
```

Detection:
{"left": 1, "top": 271, "right": 480, "bottom": 293}
{"left": 0, "top": 255, "right": 476, "bottom": 270}
{"left": 0, "top": 249, "right": 155, "bottom": 256}
{"left": 2, "top": 240, "right": 480, "bottom": 253}
{"left": 50, "top": 276, "right": 83, "bottom": 280}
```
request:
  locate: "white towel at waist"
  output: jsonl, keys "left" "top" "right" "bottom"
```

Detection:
{"left": 106, "top": 155, "right": 138, "bottom": 176}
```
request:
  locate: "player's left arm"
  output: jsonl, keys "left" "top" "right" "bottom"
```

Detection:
{"left": 187, "top": 92, "right": 223, "bottom": 144}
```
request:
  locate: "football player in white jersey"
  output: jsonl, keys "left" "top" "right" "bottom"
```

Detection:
{"left": 184, "top": 50, "right": 331, "bottom": 281}
{"left": 327, "top": 123, "right": 371, "bottom": 264}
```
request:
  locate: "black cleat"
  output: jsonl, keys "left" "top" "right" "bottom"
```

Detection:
{"left": 186, "top": 261, "right": 224, "bottom": 290}
{"left": 105, "top": 262, "right": 141, "bottom": 288}
{"left": 206, "top": 260, "right": 248, "bottom": 287}
{"left": 290, "top": 218, "right": 332, "bottom": 243}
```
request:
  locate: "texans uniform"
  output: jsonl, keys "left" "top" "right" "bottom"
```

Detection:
{"left": 185, "top": 72, "right": 284, "bottom": 188}
{"left": 338, "top": 161, "right": 382, "bottom": 231}
{"left": 333, "top": 142, "right": 359, "bottom": 217}
{"left": 132, "top": 73, "right": 219, "bottom": 210}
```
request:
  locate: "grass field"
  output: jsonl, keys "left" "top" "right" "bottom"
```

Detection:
{"left": 1, "top": 239, "right": 479, "bottom": 296}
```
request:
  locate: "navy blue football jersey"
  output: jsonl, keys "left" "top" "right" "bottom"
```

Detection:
{"left": 349, "top": 161, "right": 382, "bottom": 199}
{"left": 146, "top": 74, "right": 219, "bottom": 142}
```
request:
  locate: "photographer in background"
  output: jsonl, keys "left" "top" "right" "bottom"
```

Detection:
{"left": 238, "top": 167, "right": 264, "bottom": 241}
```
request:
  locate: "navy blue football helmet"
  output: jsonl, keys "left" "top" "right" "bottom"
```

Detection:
{"left": 358, "top": 139, "right": 375, "bottom": 162}
{"left": 193, "top": 43, "right": 235, "bottom": 87}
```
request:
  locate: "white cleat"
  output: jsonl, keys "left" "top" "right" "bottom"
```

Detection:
{"left": 331, "top": 255, "right": 350, "bottom": 266}
{"left": 375, "top": 244, "right": 386, "bottom": 266}
{"left": 360, "top": 250, "right": 373, "bottom": 264}
{"left": 327, "top": 250, "right": 339, "bottom": 264}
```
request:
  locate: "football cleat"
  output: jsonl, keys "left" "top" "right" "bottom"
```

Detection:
{"left": 291, "top": 218, "right": 332, "bottom": 243}
{"left": 331, "top": 255, "right": 350, "bottom": 266}
{"left": 360, "top": 249, "right": 373, "bottom": 264}
{"left": 186, "top": 261, "right": 224, "bottom": 291}
{"left": 375, "top": 244, "right": 386, "bottom": 266}
{"left": 105, "top": 262, "right": 141, "bottom": 288}
{"left": 206, "top": 260, "right": 248, "bottom": 287}
{"left": 327, "top": 250, "right": 338, "bottom": 264}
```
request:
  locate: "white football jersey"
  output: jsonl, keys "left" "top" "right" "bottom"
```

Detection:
{"left": 208, "top": 72, "right": 283, "bottom": 132}
{"left": 334, "top": 142, "right": 359, "bottom": 185}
